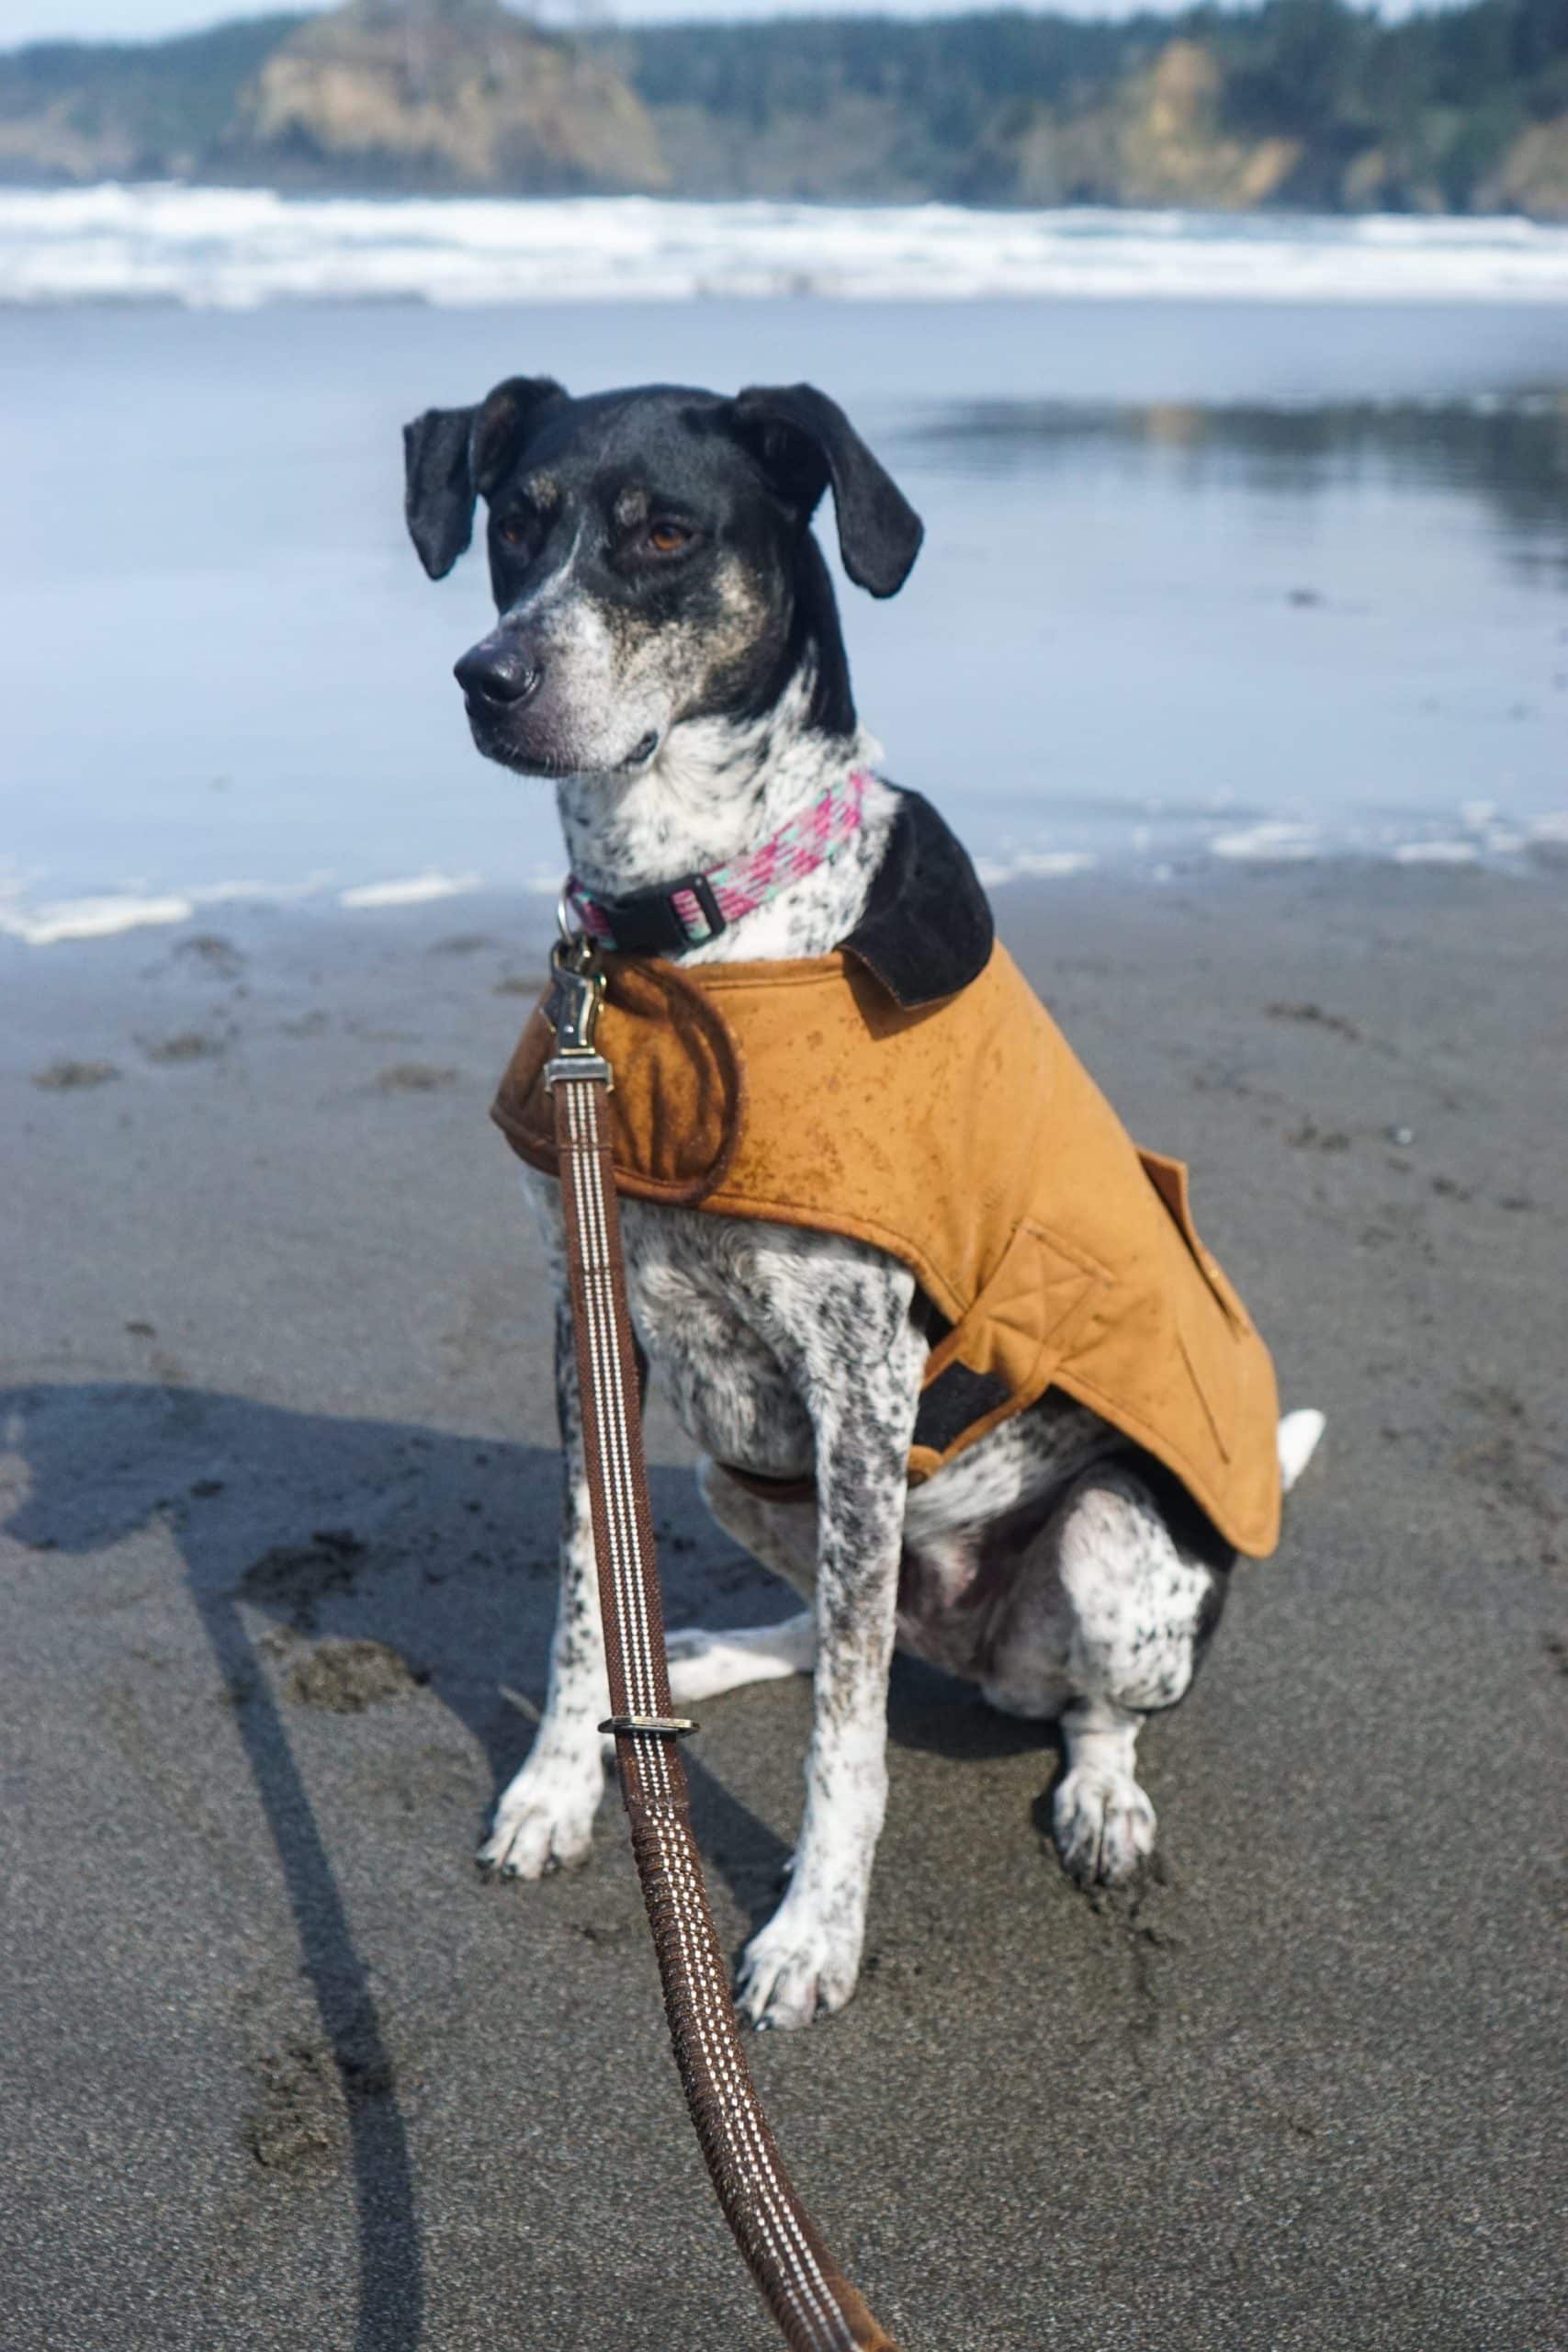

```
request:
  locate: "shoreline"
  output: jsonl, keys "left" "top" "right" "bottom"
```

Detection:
{"left": 5, "top": 820, "right": 1567, "bottom": 953}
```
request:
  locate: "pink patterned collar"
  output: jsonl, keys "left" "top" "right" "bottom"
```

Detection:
{"left": 566, "top": 767, "right": 871, "bottom": 956}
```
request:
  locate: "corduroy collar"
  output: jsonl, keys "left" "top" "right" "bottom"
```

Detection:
{"left": 840, "top": 788, "right": 995, "bottom": 1009}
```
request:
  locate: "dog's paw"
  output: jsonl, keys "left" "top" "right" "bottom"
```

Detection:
{"left": 735, "top": 1894, "right": 863, "bottom": 2030}
{"left": 1052, "top": 1767, "right": 1156, "bottom": 1889}
{"left": 479, "top": 1755, "right": 603, "bottom": 1881}
{"left": 664, "top": 1625, "right": 739, "bottom": 1705}
{"left": 664, "top": 1617, "right": 813, "bottom": 1704}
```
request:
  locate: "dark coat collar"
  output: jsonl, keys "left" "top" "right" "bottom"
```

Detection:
{"left": 841, "top": 787, "right": 994, "bottom": 1008}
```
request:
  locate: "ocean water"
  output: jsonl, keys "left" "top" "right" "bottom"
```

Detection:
{"left": 3, "top": 195, "right": 1567, "bottom": 944}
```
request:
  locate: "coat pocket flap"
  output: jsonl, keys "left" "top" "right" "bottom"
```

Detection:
{"left": 913, "top": 1219, "right": 1110, "bottom": 1458}
{"left": 1138, "top": 1148, "right": 1252, "bottom": 1334}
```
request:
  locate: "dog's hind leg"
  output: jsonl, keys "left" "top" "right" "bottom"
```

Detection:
{"left": 661, "top": 1459, "right": 820, "bottom": 1704}
{"left": 987, "top": 1464, "right": 1231, "bottom": 1888}
{"left": 1053, "top": 1695, "right": 1157, "bottom": 1889}
{"left": 1055, "top": 1469, "right": 1230, "bottom": 1886}
{"left": 667, "top": 1612, "right": 817, "bottom": 1703}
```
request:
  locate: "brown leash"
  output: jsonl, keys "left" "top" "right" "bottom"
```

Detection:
{"left": 544, "top": 931, "right": 901, "bottom": 2352}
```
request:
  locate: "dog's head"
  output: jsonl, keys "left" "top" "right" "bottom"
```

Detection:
{"left": 402, "top": 378, "right": 922, "bottom": 778}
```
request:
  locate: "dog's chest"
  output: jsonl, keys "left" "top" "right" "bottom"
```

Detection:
{"left": 612, "top": 1196, "right": 818, "bottom": 1480}
{"left": 525, "top": 1166, "right": 839, "bottom": 1476}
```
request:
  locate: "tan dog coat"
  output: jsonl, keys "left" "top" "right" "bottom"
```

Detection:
{"left": 494, "top": 943, "right": 1281, "bottom": 1557}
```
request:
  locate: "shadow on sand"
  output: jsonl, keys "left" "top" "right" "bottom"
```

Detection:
{"left": 1, "top": 1376, "right": 1050, "bottom": 2345}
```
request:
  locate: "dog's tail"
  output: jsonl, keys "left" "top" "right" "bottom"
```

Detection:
{"left": 1277, "top": 1408, "right": 1325, "bottom": 1496}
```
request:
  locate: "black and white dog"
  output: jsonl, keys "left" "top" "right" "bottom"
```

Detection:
{"left": 404, "top": 376, "right": 1323, "bottom": 2031}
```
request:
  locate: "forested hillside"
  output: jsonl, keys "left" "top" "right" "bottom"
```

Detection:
{"left": 619, "top": 0, "right": 1568, "bottom": 210}
{"left": 1, "top": 0, "right": 1565, "bottom": 215}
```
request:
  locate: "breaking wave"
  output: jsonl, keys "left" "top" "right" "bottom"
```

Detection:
{"left": 4, "top": 184, "right": 1568, "bottom": 307}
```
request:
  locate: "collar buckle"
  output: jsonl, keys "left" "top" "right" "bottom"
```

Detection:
{"left": 681, "top": 870, "right": 728, "bottom": 947}
{"left": 573, "top": 870, "right": 728, "bottom": 956}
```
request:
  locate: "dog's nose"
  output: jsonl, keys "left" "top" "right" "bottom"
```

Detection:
{"left": 454, "top": 638, "right": 542, "bottom": 708}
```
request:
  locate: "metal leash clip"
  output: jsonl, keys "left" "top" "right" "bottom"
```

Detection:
{"left": 545, "top": 897, "right": 613, "bottom": 1091}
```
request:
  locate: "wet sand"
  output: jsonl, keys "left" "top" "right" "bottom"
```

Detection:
{"left": 1, "top": 863, "right": 1564, "bottom": 2351}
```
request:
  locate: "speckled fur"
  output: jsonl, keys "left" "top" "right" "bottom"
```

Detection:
{"left": 501, "top": 719, "right": 1250, "bottom": 2024}
{"left": 412, "top": 379, "right": 1322, "bottom": 2028}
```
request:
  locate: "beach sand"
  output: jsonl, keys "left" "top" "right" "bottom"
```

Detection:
{"left": 1, "top": 861, "right": 1563, "bottom": 2351}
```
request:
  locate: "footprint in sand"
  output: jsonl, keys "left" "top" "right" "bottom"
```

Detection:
{"left": 287, "top": 1638, "right": 427, "bottom": 1714}
{"left": 376, "top": 1062, "right": 458, "bottom": 1092}
{"left": 30, "top": 1058, "right": 119, "bottom": 1090}
{"left": 142, "top": 1030, "right": 228, "bottom": 1065}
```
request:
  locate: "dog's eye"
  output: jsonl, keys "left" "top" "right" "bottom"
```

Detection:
{"left": 645, "top": 521, "right": 693, "bottom": 556}
{"left": 496, "top": 514, "right": 532, "bottom": 549}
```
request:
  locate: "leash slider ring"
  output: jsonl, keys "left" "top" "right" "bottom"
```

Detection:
{"left": 599, "top": 1713, "right": 699, "bottom": 1738}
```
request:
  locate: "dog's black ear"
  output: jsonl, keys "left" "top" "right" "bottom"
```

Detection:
{"left": 402, "top": 375, "right": 567, "bottom": 581}
{"left": 731, "top": 382, "right": 922, "bottom": 597}
{"left": 402, "top": 404, "right": 479, "bottom": 580}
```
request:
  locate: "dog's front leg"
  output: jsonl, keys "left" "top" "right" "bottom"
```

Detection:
{"left": 480, "top": 1292, "right": 611, "bottom": 1878}
{"left": 735, "top": 1295, "right": 920, "bottom": 2030}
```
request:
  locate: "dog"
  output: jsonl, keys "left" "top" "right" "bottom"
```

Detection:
{"left": 403, "top": 374, "right": 1324, "bottom": 2031}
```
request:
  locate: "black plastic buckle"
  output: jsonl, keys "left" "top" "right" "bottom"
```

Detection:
{"left": 597, "top": 871, "right": 728, "bottom": 956}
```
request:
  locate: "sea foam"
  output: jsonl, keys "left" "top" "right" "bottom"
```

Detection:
{"left": 4, "top": 186, "right": 1568, "bottom": 308}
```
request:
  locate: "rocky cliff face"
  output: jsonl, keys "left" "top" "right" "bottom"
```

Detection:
{"left": 1480, "top": 113, "right": 1568, "bottom": 217}
{"left": 234, "top": 0, "right": 664, "bottom": 191}
{"left": 1001, "top": 41, "right": 1303, "bottom": 209}
{"left": 0, "top": 1, "right": 663, "bottom": 195}
{"left": 0, "top": 101, "right": 130, "bottom": 184}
